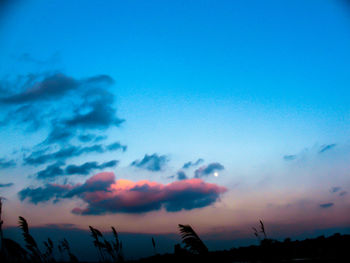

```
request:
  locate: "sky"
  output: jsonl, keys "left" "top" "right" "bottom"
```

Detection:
{"left": 1, "top": 0, "right": 350, "bottom": 260}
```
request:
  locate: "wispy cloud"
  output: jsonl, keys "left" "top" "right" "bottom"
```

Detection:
{"left": 106, "top": 142, "right": 127, "bottom": 152}
{"left": 65, "top": 160, "right": 118, "bottom": 175}
{"left": 182, "top": 158, "right": 204, "bottom": 169}
{"left": 319, "top": 203, "right": 334, "bottom": 208}
{"left": 36, "top": 160, "right": 118, "bottom": 180}
{"left": 0, "top": 182, "right": 14, "bottom": 188}
{"left": 64, "top": 89, "right": 124, "bottom": 129}
{"left": 319, "top": 144, "right": 337, "bottom": 154}
{"left": 0, "top": 158, "right": 16, "bottom": 169}
{"left": 283, "top": 155, "right": 297, "bottom": 161}
{"left": 0, "top": 73, "right": 78, "bottom": 104}
{"left": 0, "top": 70, "right": 127, "bottom": 174}
{"left": 24, "top": 142, "right": 126, "bottom": 166}
{"left": 283, "top": 142, "right": 338, "bottom": 162}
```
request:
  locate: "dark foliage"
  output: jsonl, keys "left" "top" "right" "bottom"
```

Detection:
{"left": 89, "top": 225, "right": 123, "bottom": 262}
{"left": 178, "top": 224, "right": 208, "bottom": 254}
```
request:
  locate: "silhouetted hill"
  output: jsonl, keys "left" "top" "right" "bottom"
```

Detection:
{"left": 128, "top": 233, "right": 350, "bottom": 263}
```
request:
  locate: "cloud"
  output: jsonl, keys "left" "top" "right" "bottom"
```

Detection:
{"left": 176, "top": 171, "right": 188, "bottom": 180}
{"left": 131, "top": 154, "right": 169, "bottom": 172}
{"left": 0, "top": 74, "right": 78, "bottom": 104}
{"left": 18, "top": 184, "right": 72, "bottom": 204}
{"left": 194, "top": 163, "right": 224, "bottom": 178}
{"left": 1, "top": 104, "right": 44, "bottom": 131}
{"left": 77, "top": 134, "right": 108, "bottom": 143}
{"left": 182, "top": 158, "right": 204, "bottom": 169}
{"left": 0, "top": 70, "right": 127, "bottom": 177}
{"left": 44, "top": 128, "right": 75, "bottom": 144}
{"left": 64, "top": 172, "right": 115, "bottom": 198}
{"left": 19, "top": 172, "right": 227, "bottom": 214}
{"left": 24, "top": 143, "right": 125, "bottom": 166}
{"left": 37, "top": 162, "right": 64, "bottom": 179}
{"left": 0, "top": 73, "right": 114, "bottom": 105}
{"left": 65, "top": 160, "right": 118, "bottom": 175}
{"left": 36, "top": 160, "right": 119, "bottom": 179}
{"left": 84, "top": 75, "right": 114, "bottom": 86}
{"left": 283, "top": 155, "right": 297, "bottom": 161}
{"left": 0, "top": 158, "right": 16, "bottom": 169}
{"left": 330, "top": 186, "right": 341, "bottom": 193}
{"left": 106, "top": 142, "right": 127, "bottom": 152}
{"left": 0, "top": 182, "right": 14, "bottom": 188}
{"left": 24, "top": 146, "right": 82, "bottom": 165}
{"left": 0, "top": 71, "right": 124, "bottom": 139}
{"left": 64, "top": 89, "right": 124, "bottom": 129}
{"left": 283, "top": 142, "right": 337, "bottom": 162}
{"left": 339, "top": 191, "right": 347, "bottom": 197}
{"left": 319, "top": 144, "right": 336, "bottom": 154}
{"left": 319, "top": 203, "right": 334, "bottom": 208}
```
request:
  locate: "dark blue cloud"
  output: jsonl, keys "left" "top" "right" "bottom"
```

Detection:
{"left": 194, "top": 162, "right": 224, "bottom": 178}
{"left": 18, "top": 184, "right": 71, "bottom": 204}
{"left": 84, "top": 75, "right": 114, "bottom": 86}
{"left": 64, "top": 89, "right": 124, "bottom": 129}
{"left": 78, "top": 134, "right": 107, "bottom": 143}
{"left": 182, "top": 158, "right": 204, "bottom": 169}
{"left": 0, "top": 158, "right": 16, "bottom": 169}
{"left": 65, "top": 160, "right": 118, "bottom": 175}
{"left": 319, "top": 144, "right": 336, "bottom": 154}
{"left": 0, "top": 182, "right": 14, "bottom": 188}
{"left": 37, "top": 162, "right": 64, "bottom": 179}
{"left": 0, "top": 73, "right": 114, "bottom": 105}
{"left": 330, "top": 186, "right": 341, "bottom": 193}
{"left": 106, "top": 141, "right": 127, "bottom": 152}
{"left": 24, "top": 142, "right": 125, "bottom": 166}
{"left": 176, "top": 171, "right": 188, "bottom": 180}
{"left": 78, "top": 134, "right": 96, "bottom": 142}
{"left": 64, "top": 173, "right": 115, "bottom": 198}
{"left": 319, "top": 203, "right": 334, "bottom": 208}
{"left": 24, "top": 146, "right": 81, "bottom": 165}
{"left": 163, "top": 189, "right": 221, "bottom": 212}
{"left": 0, "top": 73, "right": 78, "bottom": 104}
{"left": 0, "top": 104, "right": 44, "bottom": 131}
{"left": 0, "top": 70, "right": 128, "bottom": 182}
{"left": 130, "top": 153, "right": 169, "bottom": 172}
{"left": 44, "top": 128, "right": 74, "bottom": 144}
{"left": 36, "top": 160, "right": 118, "bottom": 179}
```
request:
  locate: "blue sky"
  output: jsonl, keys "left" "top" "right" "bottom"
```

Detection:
{"left": 1, "top": 0, "right": 350, "bottom": 260}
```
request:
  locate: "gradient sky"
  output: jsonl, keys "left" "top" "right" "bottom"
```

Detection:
{"left": 1, "top": 0, "right": 350, "bottom": 260}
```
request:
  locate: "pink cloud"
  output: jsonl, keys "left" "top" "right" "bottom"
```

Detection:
{"left": 19, "top": 172, "right": 227, "bottom": 214}
{"left": 72, "top": 173, "right": 227, "bottom": 215}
